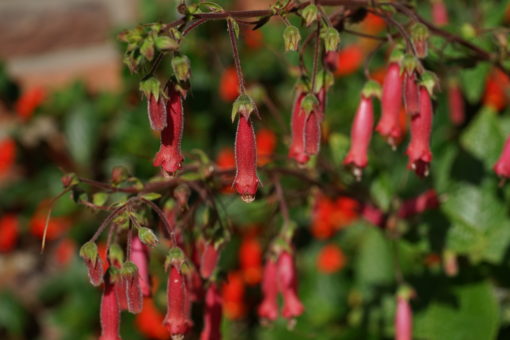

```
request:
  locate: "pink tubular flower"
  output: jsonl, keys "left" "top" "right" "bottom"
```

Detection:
{"left": 361, "top": 203, "right": 385, "bottom": 227}
{"left": 99, "top": 277, "right": 122, "bottom": 340}
{"left": 376, "top": 62, "right": 404, "bottom": 148}
{"left": 406, "top": 86, "right": 433, "bottom": 177}
{"left": 130, "top": 235, "right": 151, "bottom": 297}
{"left": 257, "top": 259, "right": 279, "bottom": 322}
{"left": 147, "top": 94, "right": 167, "bottom": 131}
{"left": 344, "top": 86, "right": 377, "bottom": 181}
{"left": 200, "top": 242, "right": 220, "bottom": 279}
{"left": 200, "top": 284, "right": 223, "bottom": 340}
{"left": 304, "top": 110, "right": 321, "bottom": 156}
{"left": 234, "top": 115, "right": 259, "bottom": 202}
{"left": 164, "top": 265, "right": 193, "bottom": 337}
{"left": 125, "top": 266, "right": 143, "bottom": 314}
{"left": 493, "top": 136, "right": 510, "bottom": 179}
{"left": 448, "top": 81, "right": 465, "bottom": 125}
{"left": 277, "top": 252, "right": 304, "bottom": 320}
{"left": 432, "top": 0, "right": 449, "bottom": 27}
{"left": 153, "top": 85, "right": 184, "bottom": 174}
{"left": 397, "top": 189, "right": 439, "bottom": 218}
{"left": 403, "top": 72, "right": 420, "bottom": 117}
{"left": 395, "top": 295, "right": 412, "bottom": 340}
{"left": 289, "top": 92, "right": 310, "bottom": 164}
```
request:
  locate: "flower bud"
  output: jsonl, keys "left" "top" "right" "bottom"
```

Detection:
{"left": 233, "top": 115, "right": 259, "bottom": 202}
{"left": 257, "top": 259, "right": 279, "bottom": 322}
{"left": 301, "top": 93, "right": 321, "bottom": 157}
{"left": 172, "top": 55, "right": 191, "bottom": 82}
{"left": 344, "top": 82, "right": 379, "bottom": 181}
{"left": 432, "top": 0, "right": 449, "bottom": 26}
{"left": 322, "top": 27, "right": 341, "bottom": 52}
{"left": 200, "top": 241, "right": 221, "bottom": 279}
{"left": 494, "top": 136, "right": 510, "bottom": 179}
{"left": 140, "top": 78, "right": 167, "bottom": 131}
{"left": 99, "top": 277, "right": 122, "bottom": 340}
{"left": 277, "top": 252, "right": 304, "bottom": 321}
{"left": 231, "top": 94, "right": 256, "bottom": 122}
{"left": 200, "top": 283, "right": 222, "bottom": 340}
{"left": 288, "top": 92, "right": 310, "bottom": 164}
{"left": 411, "top": 23, "right": 429, "bottom": 58}
{"left": 138, "top": 227, "right": 159, "bottom": 247}
{"left": 448, "top": 79, "right": 465, "bottom": 126}
{"left": 301, "top": 4, "right": 318, "bottom": 27}
{"left": 376, "top": 62, "right": 404, "bottom": 148}
{"left": 123, "top": 262, "right": 143, "bottom": 314}
{"left": 130, "top": 235, "right": 151, "bottom": 297}
{"left": 395, "top": 287, "right": 413, "bottom": 340}
{"left": 397, "top": 189, "right": 439, "bottom": 218}
{"left": 283, "top": 25, "right": 301, "bottom": 52}
{"left": 153, "top": 84, "right": 185, "bottom": 174}
{"left": 61, "top": 172, "right": 78, "bottom": 188}
{"left": 406, "top": 85, "right": 433, "bottom": 177}
{"left": 80, "top": 241, "right": 104, "bottom": 287}
{"left": 164, "top": 265, "right": 193, "bottom": 337}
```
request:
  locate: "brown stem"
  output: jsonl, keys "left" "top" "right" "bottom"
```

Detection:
{"left": 227, "top": 17, "right": 246, "bottom": 94}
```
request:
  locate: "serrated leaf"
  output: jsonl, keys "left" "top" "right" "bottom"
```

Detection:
{"left": 460, "top": 107, "right": 505, "bottom": 169}
{"left": 414, "top": 281, "right": 499, "bottom": 340}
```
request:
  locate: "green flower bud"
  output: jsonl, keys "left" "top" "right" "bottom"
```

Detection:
{"left": 322, "top": 27, "right": 341, "bottom": 52}
{"left": 302, "top": 4, "right": 319, "bottom": 27}
{"left": 171, "top": 55, "right": 191, "bottom": 82}
{"left": 283, "top": 25, "right": 301, "bottom": 52}
{"left": 138, "top": 227, "right": 159, "bottom": 247}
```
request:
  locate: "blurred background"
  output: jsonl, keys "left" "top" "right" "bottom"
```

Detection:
{"left": 2, "top": 0, "right": 510, "bottom": 339}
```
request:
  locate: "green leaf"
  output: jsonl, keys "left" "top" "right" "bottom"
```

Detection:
{"left": 370, "top": 173, "right": 394, "bottom": 212}
{"left": 329, "top": 133, "right": 349, "bottom": 166}
{"left": 141, "top": 192, "right": 161, "bottom": 201}
{"left": 355, "top": 227, "right": 394, "bottom": 288}
{"left": 414, "top": 281, "right": 499, "bottom": 340}
{"left": 460, "top": 107, "right": 505, "bottom": 169}
{"left": 92, "top": 192, "right": 108, "bottom": 206}
{"left": 459, "top": 62, "right": 490, "bottom": 104}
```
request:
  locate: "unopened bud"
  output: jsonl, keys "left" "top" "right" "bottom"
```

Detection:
{"left": 138, "top": 227, "right": 159, "bottom": 247}
{"left": 172, "top": 55, "right": 191, "bottom": 82}
{"left": 283, "top": 25, "right": 301, "bottom": 52}
{"left": 322, "top": 27, "right": 340, "bottom": 52}
{"left": 301, "top": 4, "right": 318, "bottom": 27}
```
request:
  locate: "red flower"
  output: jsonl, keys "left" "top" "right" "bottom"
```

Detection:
{"left": 397, "top": 190, "right": 439, "bottom": 218}
{"left": 153, "top": 85, "right": 184, "bottom": 174}
{"left": 216, "top": 147, "right": 235, "bottom": 170}
{"left": 403, "top": 72, "right": 420, "bottom": 116}
{"left": 494, "top": 136, "right": 510, "bottom": 179}
{"left": 376, "top": 62, "right": 404, "bottom": 148}
{"left": 222, "top": 271, "right": 246, "bottom": 320}
{"left": 164, "top": 265, "right": 193, "bottom": 336}
{"left": 0, "top": 138, "right": 16, "bottom": 177}
{"left": 406, "top": 87, "right": 433, "bottom": 177}
{"left": 304, "top": 108, "right": 321, "bottom": 157}
{"left": 239, "top": 235, "right": 262, "bottom": 285}
{"left": 335, "top": 45, "right": 364, "bottom": 76}
{"left": 234, "top": 115, "right": 259, "bottom": 202}
{"left": 147, "top": 94, "right": 167, "bottom": 131}
{"left": 361, "top": 13, "right": 386, "bottom": 34}
{"left": 311, "top": 196, "right": 359, "bottom": 239}
{"left": 317, "top": 244, "right": 346, "bottom": 274}
{"left": 344, "top": 94, "right": 375, "bottom": 180}
{"left": 243, "top": 29, "right": 263, "bottom": 50}
{"left": 288, "top": 92, "right": 310, "bottom": 164}
{"left": 54, "top": 238, "right": 76, "bottom": 266}
{"left": 432, "top": 0, "right": 449, "bottom": 27}
{"left": 15, "top": 87, "right": 46, "bottom": 121}
{"left": 277, "top": 252, "right": 304, "bottom": 320}
{"left": 200, "top": 242, "right": 220, "bottom": 279}
{"left": 0, "top": 214, "right": 19, "bottom": 253}
{"left": 256, "top": 128, "right": 277, "bottom": 166}
{"left": 99, "top": 277, "right": 122, "bottom": 340}
{"left": 448, "top": 80, "right": 465, "bottom": 125}
{"left": 130, "top": 235, "right": 151, "bottom": 297}
{"left": 360, "top": 203, "right": 385, "bottom": 227}
{"left": 220, "top": 67, "right": 239, "bottom": 102}
{"left": 200, "top": 283, "right": 223, "bottom": 340}
{"left": 257, "top": 259, "right": 279, "bottom": 322}
{"left": 395, "top": 295, "right": 412, "bottom": 340}
{"left": 135, "top": 297, "right": 168, "bottom": 340}
{"left": 483, "top": 70, "right": 509, "bottom": 111}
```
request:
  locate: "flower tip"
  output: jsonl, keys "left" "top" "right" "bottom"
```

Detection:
{"left": 240, "top": 194, "right": 256, "bottom": 203}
